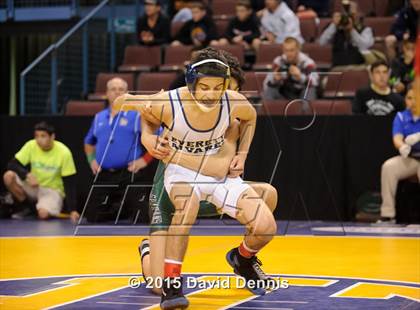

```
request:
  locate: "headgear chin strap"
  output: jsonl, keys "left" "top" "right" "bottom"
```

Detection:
{"left": 185, "top": 58, "right": 231, "bottom": 112}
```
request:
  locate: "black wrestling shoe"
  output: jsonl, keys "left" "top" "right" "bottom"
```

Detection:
{"left": 226, "top": 247, "right": 268, "bottom": 295}
{"left": 138, "top": 239, "right": 150, "bottom": 282}
{"left": 160, "top": 277, "right": 189, "bottom": 310}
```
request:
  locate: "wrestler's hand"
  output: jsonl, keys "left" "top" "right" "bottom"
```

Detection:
{"left": 142, "top": 133, "right": 171, "bottom": 160}
{"left": 113, "top": 93, "right": 139, "bottom": 112}
{"left": 228, "top": 154, "right": 246, "bottom": 178}
{"left": 113, "top": 93, "right": 159, "bottom": 113}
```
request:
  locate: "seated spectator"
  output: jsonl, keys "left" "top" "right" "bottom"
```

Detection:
{"left": 260, "top": 0, "right": 304, "bottom": 44}
{"left": 172, "top": 1, "right": 219, "bottom": 47}
{"left": 2, "top": 122, "right": 78, "bottom": 222}
{"left": 172, "top": 0, "right": 192, "bottom": 24}
{"left": 353, "top": 60, "right": 405, "bottom": 115}
{"left": 297, "top": 0, "right": 330, "bottom": 17}
{"left": 319, "top": 1, "right": 375, "bottom": 68}
{"left": 379, "top": 86, "right": 419, "bottom": 223}
{"left": 137, "top": 0, "right": 170, "bottom": 46}
{"left": 390, "top": 39, "right": 415, "bottom": 95}
{"left": 84, "top": 78, "right": 155, "bottom": 223}
{"left": 217, "top": 0, "right": 261, "bottom": 51}
{"left": 385, "top": 0, "right": 419, "bottom": 61}
{"left": 263, "top": 36, "right": 319, "bottom": 100}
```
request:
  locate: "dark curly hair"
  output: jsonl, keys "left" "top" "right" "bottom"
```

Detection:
{"left": 190, "top": 47, "right": 228, "bottom": 65}
{"left": 190, "top": 47, "right": 230, "bottom": 79}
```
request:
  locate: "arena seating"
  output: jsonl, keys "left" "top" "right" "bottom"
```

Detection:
{"left": 365, "top": 17, "right": 396, "bottom": 41}
{"left": 215, "top": 19, "right": 229, "bottom": 37}
{"left": 136, "top": 72, "right": 178, "bottom": 94}
{"left": 300, "top": 17, "right": 318, "bottom": 42}
{"left": 65, "top": 100, "right": 105, "bottom": 116}
{"left": 254, "top": 44, "right": 283, "bottom": 70}
{"left": 212, "top": 0, "right": 236, "bottom": 20}
{"left": 88, "top": 73, "right": 134, "bottom": 100}
{"left": 310, "top": 99, "right": 352, "bottom": 115}
{"left": 161, "top": 45, "right": 192, "bottom": 71}
{"left": 323, "top": 70, "right": 370, "bottom": 98}
{"left": 241, "top": 71, "right": 268, "bottom": 99}
{"left": 216, "top": 44, "right": 245, "bottom": 66}
{"left": 301, "top": 43, "right": 332, "bottom": 69}
{"left": 118, "top": 46, "right": 161, "bottom": 72}
{"left": 259, "top": 99, "right": 352, "bottom": 116}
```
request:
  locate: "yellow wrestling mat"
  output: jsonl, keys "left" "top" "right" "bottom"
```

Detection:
{"left": 0, "top": 234, "right": 419, "bottom": 309}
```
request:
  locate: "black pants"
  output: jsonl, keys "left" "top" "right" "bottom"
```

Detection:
{"left": 84, "top": 162, "right": 157, "bottom": 223}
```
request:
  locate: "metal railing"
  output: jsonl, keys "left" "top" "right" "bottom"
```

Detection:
{"left": 19, "top": 0, "right": 141, "bottom": 114}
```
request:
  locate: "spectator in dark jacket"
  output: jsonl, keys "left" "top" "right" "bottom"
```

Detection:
{"left": 171, "top": 1, "right": 219, "bottom": 47}
{"left": 385, "top": 0, "right": 419, "bottom": 61}
{"left": 390, "top": 39, "right": 415, "bottom": 95}
{"left": 137, "top": 0, "right": 171, "bottom": 46}
{"left": 217, "top": 0, "right": 261, "bottom": 51}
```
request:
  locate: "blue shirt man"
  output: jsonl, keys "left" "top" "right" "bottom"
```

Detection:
{"left": 393, "top": 109, "right": 420, "bottom": 159}
{"left": 83, "top": 77, "right": 153, "bottom": 223}
{"left": 84, "top": 109, "right": 149, "bottom": 170}
{"left": 84, "top": 77, "right": 152, "bottom": 174}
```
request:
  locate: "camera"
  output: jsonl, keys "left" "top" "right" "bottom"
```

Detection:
{"left": 339, "top": 0, "right": 353, "bottom": 29}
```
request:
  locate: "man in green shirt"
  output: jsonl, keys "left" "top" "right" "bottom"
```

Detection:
{"left": 2, "top": 122, "right": 78, "bottom": 222}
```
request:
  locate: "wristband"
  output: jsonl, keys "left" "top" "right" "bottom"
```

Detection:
{"left": 143, "top": 152, "right": 154, "bottom": 164}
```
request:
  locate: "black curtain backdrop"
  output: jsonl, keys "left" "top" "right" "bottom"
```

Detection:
{"left": 0, "top": 115, "right": 398, "bottom": 221}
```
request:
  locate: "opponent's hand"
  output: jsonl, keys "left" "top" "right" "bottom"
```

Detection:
{"left": 142, "top": 133, "right": 171, "bottom": 160}
{"left": 26, "top": 173, "right": 39, "bottom": 187}
{"left": 404, "top": 133, "right": 420, "bottom": 146}
{"left": 128, "top": 157, "right": 147, "bottom": 173}
{"left": 70, "top": 211, "right": 80, "bottom": 224}
{"left": 90, "top": 159, "right": 101, "bottom": 175}
{"left": 399, "top": 144, "right": 411, "bottom": 158}
{"left": 228, "top": 154, "right": 246, "bottom": 178}
{"left": 113, "top": 93, "right": 137, "bottom": 112}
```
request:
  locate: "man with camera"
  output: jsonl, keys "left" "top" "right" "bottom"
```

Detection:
{"left": 263, "top": 36, "right": 319, "bottom": 100}
{"left": 319, "top": 0, "right": 374, "bottom": 68}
